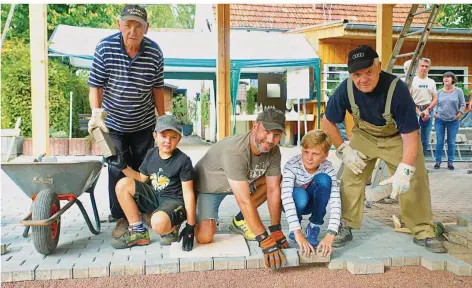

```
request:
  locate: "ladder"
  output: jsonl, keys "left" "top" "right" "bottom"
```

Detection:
{"left": 369, "top": 4, "right": 441, "bottom": 189}
{"left": 385, "top": 4, "right": 441, "bottom": 86}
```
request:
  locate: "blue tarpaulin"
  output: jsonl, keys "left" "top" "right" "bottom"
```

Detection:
{"left": 49, "top": 25, "right": 321, "bottom": 132}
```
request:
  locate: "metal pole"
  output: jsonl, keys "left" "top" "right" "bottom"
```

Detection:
{"left": 69, "top": 91, "right": 73, "bottom": 138}
{"left": 297, "top": 98, "right": 300, "bottom": 147}
{"left": 1, "top": 4, "right": 16, "bottom": 49}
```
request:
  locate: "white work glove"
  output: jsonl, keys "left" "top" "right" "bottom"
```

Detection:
{"left": 379, "top": 163, "right": 416, "bottom": 200}
{"left": 336, "top": 142, "right": 367, "bottom": 175}
{"left": 88, "top": 108, "right": 109, "bottom": 134}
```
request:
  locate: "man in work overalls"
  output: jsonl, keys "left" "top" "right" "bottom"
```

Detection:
{"left": 322, "top": 45, "right": 446, "bottom": 253}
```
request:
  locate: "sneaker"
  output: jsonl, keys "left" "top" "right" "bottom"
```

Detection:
{"left": 160, "top": 224, "right": 180, "bottom": 246}
{"left": 288, "top": 231, "right": 296, "bottom": 242}
{"left": 111, "top": 228, "right": 150, "bottom": 249}
{"left": 434, "top": 162, "right": 440, "bottom": 169}
{"left": 332, "top": 223, "right": 353, "bottom": 248}
{"left": 413, "top": 237, "right": 447, "bottom": 253}
{"left": 229, "top": 217, "right": 256, "bottom": 241}
{"left": 447, "top": 163, "right": 454, "bottom": 170}
{"left": 306, "top": 225, "right": 320, "bottom": 247}
{"left": 111, "top": 218, "right": 129, "bottom": 238}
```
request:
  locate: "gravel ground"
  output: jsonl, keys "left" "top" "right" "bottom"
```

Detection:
{"left": 3, "top": 266, "right": 471, "bottom": 288}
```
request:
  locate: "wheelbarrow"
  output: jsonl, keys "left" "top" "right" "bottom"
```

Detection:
{"left": 1, "top": 160, "right": 103, "bottom": 255}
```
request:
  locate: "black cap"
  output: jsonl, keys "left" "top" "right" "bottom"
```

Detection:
{"left": 121, "top": 5, "right": 148, "bottom": 26}
{"left": 154, "top": 115, "right": 182, "bottom": 135}
{"left": 347, "top": 45, "right": 379, "bottom": 74}
{"left": 256, "top": 108, "right": 286, "bottom": 133}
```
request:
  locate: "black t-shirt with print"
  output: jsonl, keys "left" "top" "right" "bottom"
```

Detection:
{"left": 139, "top": 147, "right": 195, "bottom": 200}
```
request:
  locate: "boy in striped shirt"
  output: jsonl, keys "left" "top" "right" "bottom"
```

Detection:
{"left": 281, "top": 130, "right": 340, "bottom": 256}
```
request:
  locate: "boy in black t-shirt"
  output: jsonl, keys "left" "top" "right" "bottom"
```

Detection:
{"left": 106, "top": 115, "right": 196, "bottom": 251}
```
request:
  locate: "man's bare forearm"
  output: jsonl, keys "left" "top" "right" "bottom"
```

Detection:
{"left": 238, "top": 200, "right": 265, "bottom": 235}
{"left": 322, "top": 115, "right": 344, "bottom": 148}
{"left": 89, "top": 87, "right": 103, "bottom": 109}
{"left": 153, "top": 87, "right": 165, "bottom": 116}
{"left": 429, "top": 94, "right": 437, "bottom": 110}
{"left": 401, "top": 131, "right": 419, "bottom": 166}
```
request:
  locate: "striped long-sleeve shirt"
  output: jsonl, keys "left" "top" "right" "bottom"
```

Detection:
{"left": 281, "top": 155, "right": 341, "bottom": 233}
{"left": 88, "top": 32, "right": 164, "bottom": 132}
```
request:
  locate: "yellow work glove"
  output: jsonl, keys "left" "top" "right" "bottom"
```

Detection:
{"left": 88, "top": 108, "right": 109, "bottom": 134}
{"left": 336, "top": 142, "right": 367, "bottom": 175}
{"left": 379, "top": 163, "right": 416, "bottom": 200}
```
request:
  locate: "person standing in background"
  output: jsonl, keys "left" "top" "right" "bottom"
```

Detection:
{"left": 434, "top": 72, "right": 466, "bottom": 170}
{"left": 410, "top": 58, "right": 438, "bottom": 156}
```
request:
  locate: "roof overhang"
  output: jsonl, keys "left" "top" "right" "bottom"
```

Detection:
{"left": 288, "top": 20, "right": 472, "bottom": 43}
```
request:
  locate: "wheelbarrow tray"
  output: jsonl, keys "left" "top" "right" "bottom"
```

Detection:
{"left": 1, "top": 161, "right": 102, "bottom": 198}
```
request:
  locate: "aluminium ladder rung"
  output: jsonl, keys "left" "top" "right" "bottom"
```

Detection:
{"left": 403, "top": 28, "right": 425, "bottom": 38}
{"left": 395, "top": 52, "right": 416, "bottom": 59}
{"left": 411, "top": 7, "right": 434, "bottom": 17}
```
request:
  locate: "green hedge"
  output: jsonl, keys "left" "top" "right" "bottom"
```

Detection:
{"left": 1, "top": 38, "right": 90, "bottom": 137}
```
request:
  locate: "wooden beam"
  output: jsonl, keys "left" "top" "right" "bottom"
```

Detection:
{"left": 376, "top": 4, "right": 394, "bottom": 70}
{"left": 29, "top": 4, "right": 49, "bottom": 156}
{"left": 216, "top": 4, "right": 231, "bottom": 141}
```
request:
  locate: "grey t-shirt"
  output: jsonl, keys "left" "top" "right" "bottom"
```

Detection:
{"left": 436, "top": 87, "right": 465, "bottom": 122}
{"left": 194, "top": 132, "right": 282, "bottom": 194}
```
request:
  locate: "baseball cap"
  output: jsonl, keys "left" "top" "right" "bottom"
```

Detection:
{"left": 154, "top": 115, "right": 182, "bottom": 135}
{"left": 256, "top": 108, "right": 286, "bottom": 133}
{"left": 121, "top": 5, "right": 148, "bottom": 26}
{"left": 347, "top": 45, "right": 379, "bottom": 74}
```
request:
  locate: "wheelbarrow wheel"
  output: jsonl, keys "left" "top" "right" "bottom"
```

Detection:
{"left": 32, "top": 189, "right": 60, "bottom": 255}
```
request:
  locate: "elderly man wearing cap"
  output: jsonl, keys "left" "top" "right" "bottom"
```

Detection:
{"left": 87, "top": 5, "right": 166, "bottom": 238}
{"left": 105, "top": 115, "right": 197, "bottom": 251}
{"left": 322, "top": 45, "right": 446, "bottom": 253}
{"left": 194, "top": 108, "right": 289, "bottom": 269}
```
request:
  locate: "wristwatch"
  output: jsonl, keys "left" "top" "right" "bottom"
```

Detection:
{"left": 327, "top": 229, "right": 337, "bottom": 236}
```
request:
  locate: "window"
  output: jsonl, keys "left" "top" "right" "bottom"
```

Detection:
{"left": 322, "top": 64, "right": 469, "bottom": 99}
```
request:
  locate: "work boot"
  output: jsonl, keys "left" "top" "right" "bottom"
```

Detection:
{"left": 229, "top": 217, "right": 256, "bottom": 241}
{"left": 413, "top": 237, "right": 447, "bottom": 253}
{"left": 447, "top": 163, "right": 454, "bottom": 170}
{"left": 111, "top": 218, "right": 129, "bottom": 238}
{"left": 111, "top": 228, "right": 150, "bottom": 249}
{"left": 332, "top": 222, "right": 353, "bottom": 248}
{"left": 160, "top": 224, "right": 180, "bottom": 246}
{"left": 434, "top": 162, "right": 440, "bottom": 169}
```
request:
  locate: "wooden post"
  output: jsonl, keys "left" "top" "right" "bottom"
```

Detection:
{"left": 29, "top": 4, "right": 49, "bottom": 156}
{"left": 216, "top": 4, "right": 231, "bottom": 141}
{"left": 376, "top": 4, "right": 394, "bottom": 70}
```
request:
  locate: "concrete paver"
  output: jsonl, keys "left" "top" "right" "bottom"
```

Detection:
{"left": 1, "top": 138, "right": 472, "bottom": 281}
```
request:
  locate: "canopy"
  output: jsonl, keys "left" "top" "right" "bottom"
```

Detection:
{"left": 49, "top": 25, "right": 321, "bottom": 130}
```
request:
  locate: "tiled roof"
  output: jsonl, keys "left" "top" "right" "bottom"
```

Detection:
{"left": 213, "top": 4, "right": 431, "bottom": 30}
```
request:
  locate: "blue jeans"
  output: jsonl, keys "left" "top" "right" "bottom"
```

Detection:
{"left": 292, "top": 173, "right": 332, "bottom": 225}
{"left": 419, "top": 107, "right": 433, "bottom": 156}
{"left": 435, "top": 118, "right": 460, "bottom": 163}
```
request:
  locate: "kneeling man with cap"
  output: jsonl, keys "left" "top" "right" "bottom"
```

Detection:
{"left": 322, "top": 45, "right": 446, "bottom": 253}
{"left": 194, "top": 108, "right": 289, "bottom": 269}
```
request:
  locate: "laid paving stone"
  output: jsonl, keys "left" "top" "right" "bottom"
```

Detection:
{"left": 421, "top": 256, "right": 446, "bottom": 271}
{"left": 299, "top": 252, "right": 330, "bottom": 264}
{"left": 179, "top": 258, "right": 213, "bottom": 272}
{"left": 346, "top": 259, "right": 384, "bottom": 275}
{"left": 51, "top": 260, "right": 76, "bottom": 280}
{"left": 125, "top": 259, "right": 145, "bottom": 276}
{"left": 145, "top": 258, "right": 179, "bottom": 274}
{"left": 327, "top": 258, "right": 345, "bottom": 270}
{"left": 446, "top": 258, "right": 472, "bottom": 276}
{"left": 214, "top": 257, "right": 246, "bottom": 270}
{"left": 390, "top": 253, "right": 421, "bottom": 267}
{"left": 245, "top": 254, "right": 265, "bottom": 269}
{"left": 72, "top": 258, "right": 96, "bottom": 279}
{"left": 282, "top": 248, "right": 299, "bottom": 267}
{"left": 88, "top": 260, "right": 110, "bottom": 278}
{"left": 12, "top": 260, "right": 38, "bottom": 282}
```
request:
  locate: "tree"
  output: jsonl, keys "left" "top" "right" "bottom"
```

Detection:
{"left": 436, "top": 4, "right": 472, "bottom": 28}
{"left": 146, "top": 4, "right": 195, "bottom": 29}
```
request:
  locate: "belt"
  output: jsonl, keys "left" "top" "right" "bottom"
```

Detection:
{"left": 416, "top": 104, "right": 430, "bottom": 110}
